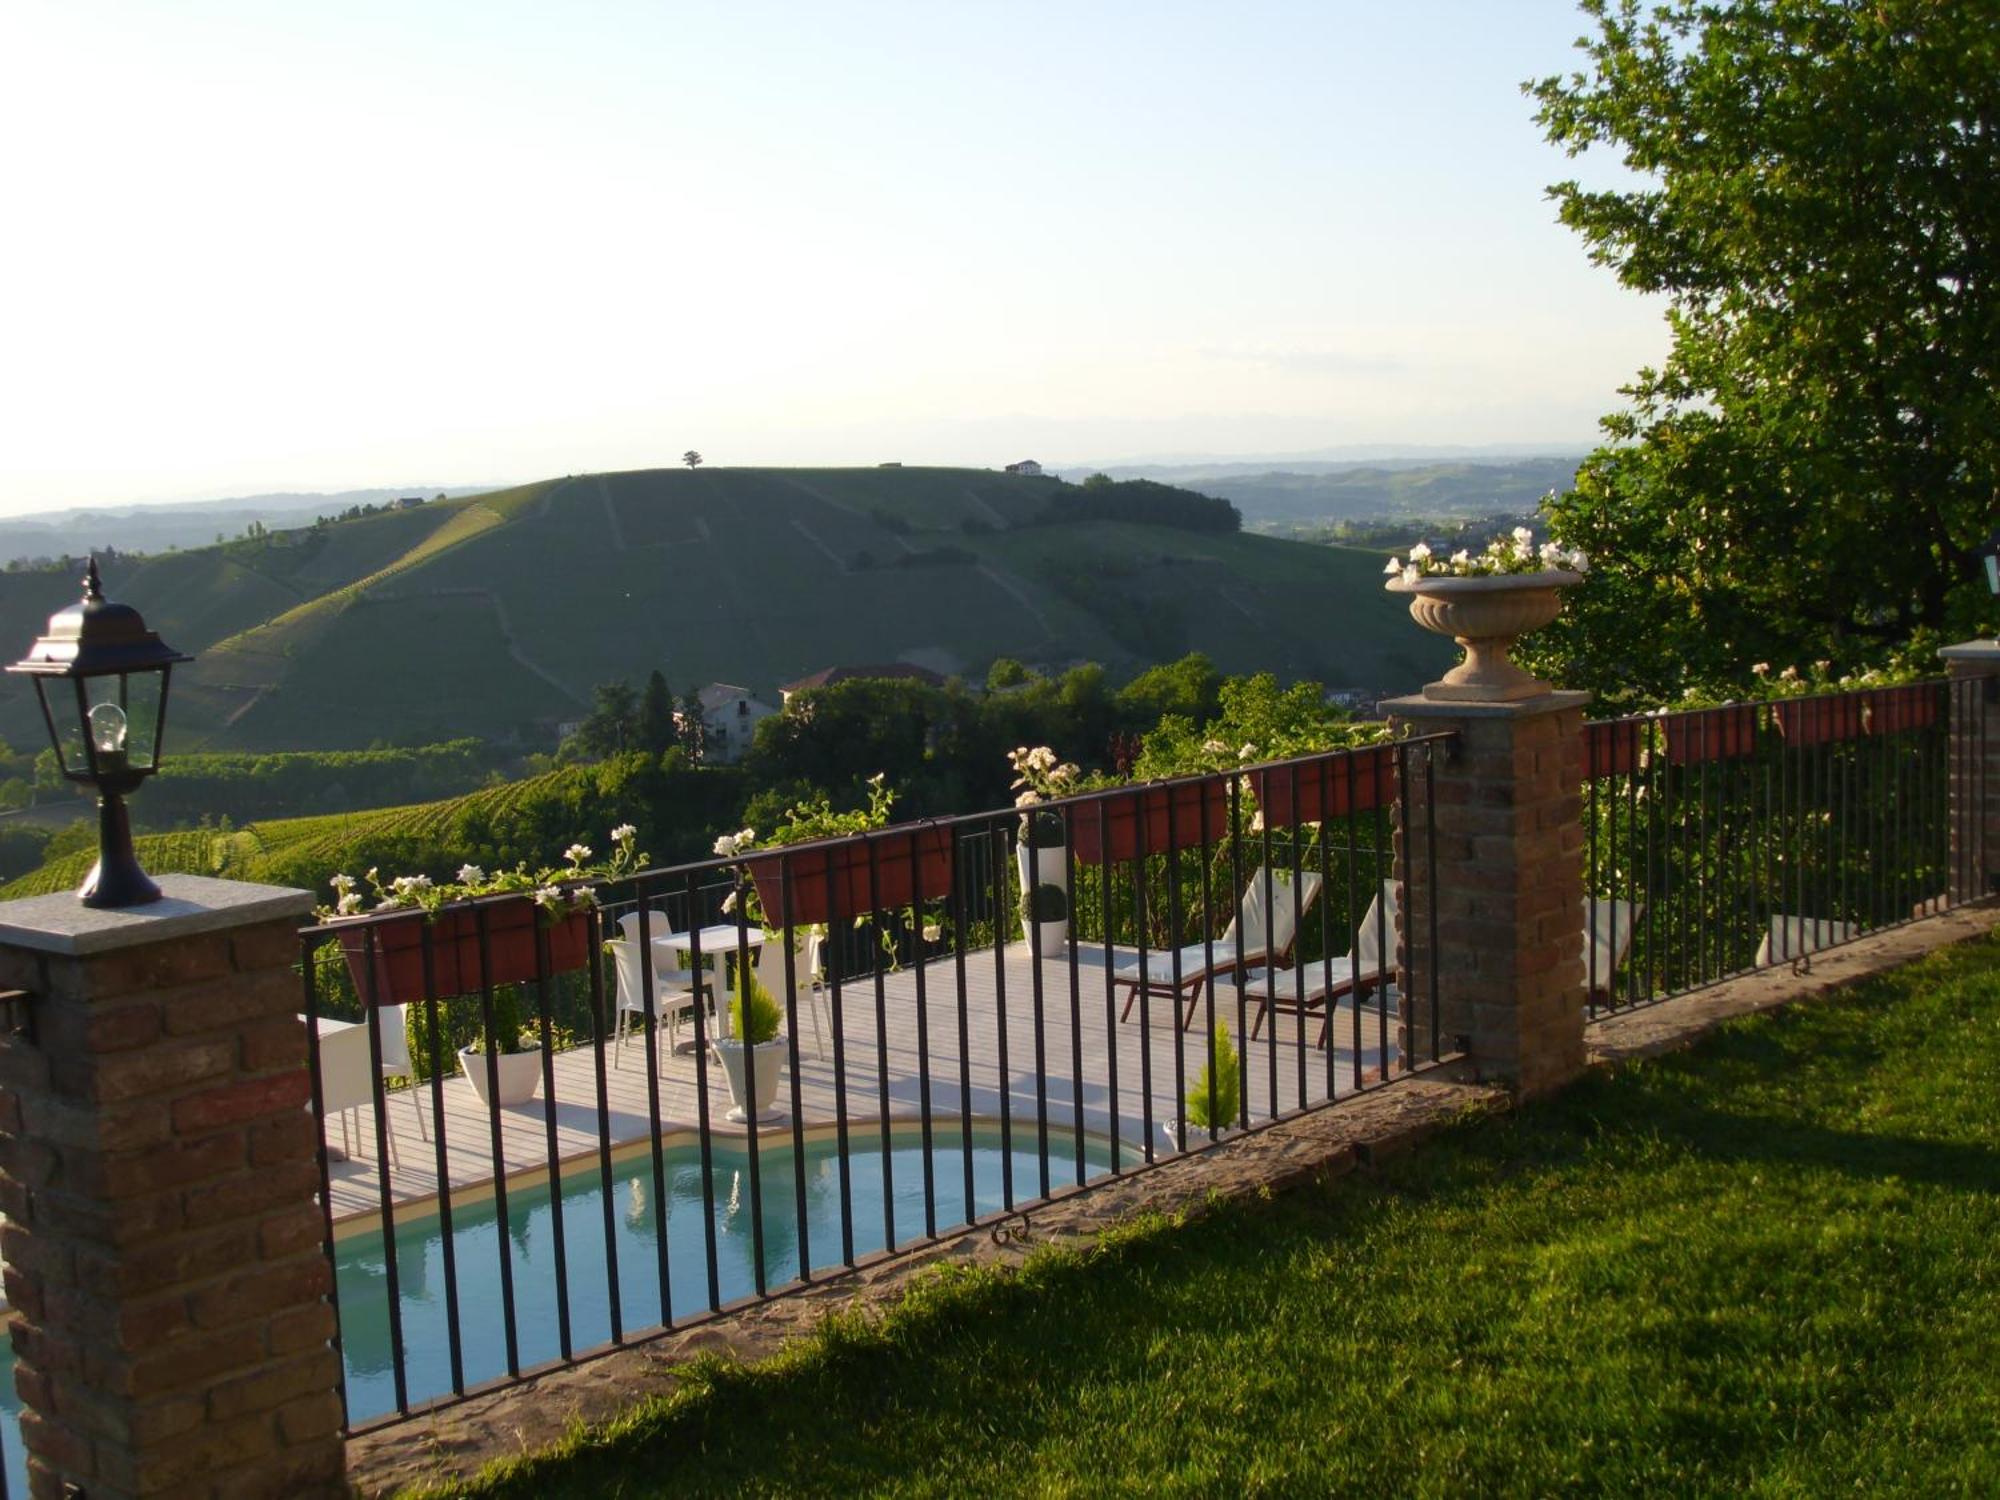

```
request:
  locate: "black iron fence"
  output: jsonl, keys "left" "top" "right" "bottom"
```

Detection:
{"left": 1582, "top": 680, "right": 1969, "bottom": 1016}
{"left": 294, "top": 737, "right": 1450, "bottom": 1431}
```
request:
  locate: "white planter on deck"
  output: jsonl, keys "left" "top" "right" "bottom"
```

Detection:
{"left": 712, "top": 1037, "right": 787, "bottom": 1123}
{"left": 1016, "top": 838, "right": 1070, "bottom": 957}
{"left": 458, "top": 1045, "right": 542, "bottom": 1107}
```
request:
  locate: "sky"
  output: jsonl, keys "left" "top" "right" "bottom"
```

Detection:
{"left": 0, "top": 1, "right": 1664, "bottom": 514}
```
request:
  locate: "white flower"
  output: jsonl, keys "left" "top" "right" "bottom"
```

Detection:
{"left": 330, "top": 872, "right": 356, "bottom": 893}
{"left": 1539, "top": 540, "right": 1565, "bottom": 568}
{"left": 1383, "top": 556, "right": 1402, "bottom": 575}
{"left": 365, "top": 867, "right": 379, "bottom": 883}
{"left": 1512, "top": 526, "right": 1534, "bottom": 547}
{"left": 1449, "top": 550, "right": 1471, "bottom": 569}
{"left": 737, "top": 827, "right": 755, "bottom": 845}
{"left": 1201, "top": 738, "right": 1228, "bottom": 755}
{"left": 1779, "top": 666, "right": 1800, "bottom": 682}
{"left": 564, "top": 843, "right": 592, "bottom": 866}
{"left": 611, "top": 823, "right": 637, "bottom": 843}
{"left": 335, "top": 893, "right": 364, "bottom": 916}
{"left": 1401, "top": 564, "right": 1421, "bottom": 585}
{"left": 713, "top": 833, "right": 739, "bottom": 857}
{"left": 1751, "top": 662, "right": 1771, "bottom": 676}
{"left": 720, "top": 889, "right": 737, "bottom": 914}
{"left": 1238, "top": 743, "right": 1257, "bottom": 760}
{"left": 456, "top": 863, "right": 486, "bottom": 885}
{"left": 1565, "top": 547, "right": 1590, "bottom": 572}
{"left": 1015, "top": 790, "right": 1042, "bottom": 807}
{"left": 867, "top": 771, "right": 886, "bottom": 788}
{"left": 390, "top": 874, "right": 432, "bottom": 898}
{"left": 1407, "top": 541, "right": 1433, "bottom": 563}
{"left": 1814, "top": 660, "right": 1832, "bottom": 675}
{"left": 531, "top": 884, "right": 562, "bottom": 909}
{"left": 921, "top": 923, "right": 942, "bottom": 944}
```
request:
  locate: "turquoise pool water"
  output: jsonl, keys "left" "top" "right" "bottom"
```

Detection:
{"left": 336, "top": 1124, "right": 1111, "bottom": 1422}
{"left": 0, "top": 1126, "right": 1110, "bottom": 1483}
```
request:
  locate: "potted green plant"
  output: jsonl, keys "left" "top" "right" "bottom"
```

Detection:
{"left": 457, "top": 984, "right": 544, "bottom": 1107}
{"left": 711, "top": 970, "right": 786, "bottom": 1123}
{"left": 1009, "top": 747, "right": 1074, "bottom": 951}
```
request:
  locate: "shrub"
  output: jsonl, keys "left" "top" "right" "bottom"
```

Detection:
{"left": 731, "top": 970, "right": 784, "bottom": 1045}
{"left": 1186, "top": 1023, "right": 1240, "bottom": 1130}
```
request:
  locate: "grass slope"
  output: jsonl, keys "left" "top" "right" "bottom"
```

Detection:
{"left": 449, "top": 935, "right": 2000, "bottom": 1498}
{"left": 6, "top": 468, "right": 1454, "bottom": 754}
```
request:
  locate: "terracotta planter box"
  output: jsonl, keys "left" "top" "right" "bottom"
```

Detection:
{"left": 337, "top": 900, "right": 592, "bottom": 1003}
{"left": 1661, "top": 705, "right": 1759, "bottom": 763}
{"left": 746, "top": 825, "right": 955, "bottom": 927}
{"left": 1773, "top": 696, "right": 1865, "bottom": 747}
{"left": 1585, "top": 719, "right": 1645, "bottom": 779}
{"left": 1249, "top": 746, "right": 1399, "bottom": 826}
{"left": 1070, "top": 779, "right": 1232, "bottom": 865}
{"left": 1864, "top": 685, "right": 1938, "bottom": 736}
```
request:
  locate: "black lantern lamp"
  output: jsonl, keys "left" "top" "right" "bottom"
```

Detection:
{"left": 7, "top": 560, "right": 190, "bottom": 907}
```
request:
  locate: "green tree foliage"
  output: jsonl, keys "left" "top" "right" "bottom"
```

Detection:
{"left": 569, "top": 680, "right": 639, "bottom": 758}
{"left": 1115, "top": 653, "right": 1221, "bottom": 730}
{"left": 1524, "top": 0, "right": 2000, "bottom": 703}
{"left": 638, "top": 670, "right": 677, "bottom": 757}
{"left": 1134, "top": 672, "right": 1374, "bottom": 780}
{"left": 1034, "top": 477, "right": 1240, "bottom": 534}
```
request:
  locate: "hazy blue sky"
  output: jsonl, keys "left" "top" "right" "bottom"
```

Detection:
{"left": 0, "top": 1, "right": 1661, "bottom": 512}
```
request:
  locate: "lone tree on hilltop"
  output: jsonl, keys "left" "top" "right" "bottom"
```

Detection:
{"left": 682, "top": 450, "right": 703, "bottom": 469}
{"left": 1522, "top": 0, "right": 2000, "bottom": 704}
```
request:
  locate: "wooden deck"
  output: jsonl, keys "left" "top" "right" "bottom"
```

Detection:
{"left": 318, "top": 942, "right": 1402, "bottom": 1231}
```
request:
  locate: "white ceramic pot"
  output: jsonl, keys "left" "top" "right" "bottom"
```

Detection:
{"left": 1386, "top": 569, "right": 1581, "bottom": 702}
{"left": 1016, "top": 838, "right": 1070, "bottom": 956}
{"left": 458, "top": 1044, "right": 542, "bottom": 1107}
{"left": 711, "top": 1037, "right": 787, "bottom": 1123}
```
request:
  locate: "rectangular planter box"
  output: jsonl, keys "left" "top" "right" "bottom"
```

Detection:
{"left": 1773, "top": 696, "right": 1865, "bottom": 747}
{"left": 1864, "top": 685, "right": 1938, "bottom": 736}
{"left": 1661, "top": 704, "right": 1759, "bottom": 763}
{"left": 1070, "top": 779, "right": 1232, "bottom": 865}
{"left": 747, "top": 825, "right": 956, "bottom": 928}
{"left": 1585, "top": 719, "right": 1645, "bottom": 779}
{"left": 1249, "top": 745, "right": 1399, "bottom": 826}
{"left": 337, "top": 899, "right": 592, "bottom": 1004}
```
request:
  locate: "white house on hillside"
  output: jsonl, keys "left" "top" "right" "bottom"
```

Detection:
{"left": 681, "top": 683, "right": 777, "bottom": 763}
{"left": 1003, "top": 459, "right": 1043, "bottom": 476}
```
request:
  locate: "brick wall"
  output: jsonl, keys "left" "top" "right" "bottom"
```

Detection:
{"left": 0, "top": 892, "right": 342, "bottom": 1499}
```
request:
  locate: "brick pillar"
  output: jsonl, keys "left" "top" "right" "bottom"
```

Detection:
{"left": 1386, "top": 691, "right": 1591, "bottom": 1098}
{"left": 0, "top": 874, "right": 343, "bottom": 1499}
{"left": 1940, "top": 641, "right": 2000, "bottom": 904}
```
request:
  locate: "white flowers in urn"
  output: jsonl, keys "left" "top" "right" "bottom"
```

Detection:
{"left": 1383, "top": 525, "right": 1588, "bottom": 704}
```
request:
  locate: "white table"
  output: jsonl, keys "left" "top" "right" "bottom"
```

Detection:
{"left": 652, "top": 923, "right": 767, "bottom": 1041}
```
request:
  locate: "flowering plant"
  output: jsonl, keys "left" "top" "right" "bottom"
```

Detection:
{"left": 1007, "top": 745, "right": 1081, "bottom": 847}
{"left": 1384, "top": 527, "right": 1589, "bottom": 586}
{"left": 711, "top": 774, "right": 900, "bottom": 936}
{"left": 320, "top": 823, "right": 647, "bottom": 923}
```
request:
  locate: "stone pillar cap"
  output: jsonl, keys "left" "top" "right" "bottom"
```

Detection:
{"left": 1383, "top": 689, "right": 1592, "bottom": 720}
{"left": 0, "top": 874, "right": 311, "bottom": 956}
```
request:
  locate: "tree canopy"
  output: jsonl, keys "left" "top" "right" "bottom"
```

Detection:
{"left": 1524, "top": 0, "right": 2000, "bottom": 702}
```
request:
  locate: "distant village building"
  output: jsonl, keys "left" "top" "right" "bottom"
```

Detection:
{"left": 1003, "top": 459, "right": 1043, "bottom": 477}
{"left": 395, "top": 496, "right": 425, "bottom": 509}
{"left": 680, "top": 683, "right": 777, "bottom": 763}
{"left": 779, "top": 663, "right": 946, "bottom": 708}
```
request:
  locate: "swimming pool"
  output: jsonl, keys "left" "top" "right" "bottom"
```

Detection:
{"left": 336, "top": 1123, "right": 1114, "bottom": 1422}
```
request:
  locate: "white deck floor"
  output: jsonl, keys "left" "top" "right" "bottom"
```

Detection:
{"left": 319, "top": 942, "right": 1402, "bottom": 1230}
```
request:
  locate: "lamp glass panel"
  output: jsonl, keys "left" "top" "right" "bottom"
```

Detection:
{"left": 47, "top": 680, "right": 91, "bottom": 776}
{"left": 1986, "top": 553, "right": 1999, "bottom": 596}
{"left": 85, "top": 672, "right": 162, "bottom": 773}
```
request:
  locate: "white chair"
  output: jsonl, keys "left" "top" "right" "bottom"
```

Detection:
{"left": 1756, "top": 914, "right": 1859, "bottom": 969}
{"left": 1584, "top": 898, "right": 1643, "bottom": 1005}
{"left": 747, "top": 929, "right": 829, "bottom": 1059}
{"left": 608, "top": 938, "right": 703, "bottom": 1067}
{"left": 1244, "top": 879, "right": 1396, "bottom": 1047}
{"left": 1115, "top": 865, "right": 1325, "bottom": 1030}
{"left": 315, "top": 1016, "right": 411, "bottom": 1166}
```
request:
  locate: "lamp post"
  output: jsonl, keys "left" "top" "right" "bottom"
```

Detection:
{"left": 7, "top": 558, "right": 190, "bottom": 907}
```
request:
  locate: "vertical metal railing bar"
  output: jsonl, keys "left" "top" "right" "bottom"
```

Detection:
{"left": 779, "top": 860, "right": 813, "bottom": 1285}
{"left": 988, "top": 827, "right": 1015, "bottom": 1202}
{"left": 1064, "top": 828, "right": 1087, "bottom": 1184}
{"left": 910, "top": 829, "right": 938, "bottom": 1240}
{"left": 1166, "top": 789, "right": 1189, "bottom": 1153}
{"left": 1026, "top": 816, "right": 1051, "bottom": 1199}
{"left": 1226, "top": 776, "right": 1248, "bottom": 1128}
{"left": 473, "top": 909, "right": 521, "bottom": 1378}
{"left": 1375, "top": 752, "right": 1392, "bottom": 1073}
{"left": 417, "top": 928, "right": 465, "bottom": 1393}
{"left": 1288, "top": 794, "right": 1308, "bottom": 1108}
{"left": 300, "top": 937, "right": 350, "bottom": 1430}
{"left": 1698, "top": 713, "right": 1711, "bottom": 988}
{"left": 682, "top": 872, "right": 721, "bottom": 1311}
{"left": 1624, "top": 724, "right": 1639, "bottom": 1008}
{"left": 1196, "top": 778, "right": 1218, "bottom": 1144}
{"left": 584, "top": 911, "right": 623, "bottom": 1345}
{"left": 1133, "top": 803, "right": 1156, "bottom": 1165}
{"left": 1315, "top": 757, "right": 1335, "bottom": 1100}
{"left": 529, "top": 925, "right": 573, "bottom": 1361}
{"left": 1097, "top": 800, "right": 1123, "bottom": 1171}
{"left": 865, "top": 839, "right": 895, "bottom": 1255}
{"left": 630, "top": 888, "right": 673, "bottom": 1326}
{"left": 1255, "top": 802, "right": 1275, "bottom": 1110}
{"left": 825, "top": 846, "right": 855, "bottom": 1268}
{"left": 1424, "top": 742, "right": 1441, "bottom": 1065}
{"left": 1588, "top": 737, "right": 1601, "bottom": 1016}
{"left": 948, "top": 828, "right": 976, "bottom": 1212}
{"left": 1644, "top": 724, "right": 1659, "bottom": 997}
{"left": 358, "top": 925, "right": 409, "bottom": 1413}
{"left": 734, "top": 876, "right": 768, "bottom": 1297}
{"left": 1345, "top": 753, "right": 1362, "bottom": 1089}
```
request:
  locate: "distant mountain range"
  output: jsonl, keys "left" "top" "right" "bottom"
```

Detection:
{"left": 0, "top": 466, "right": 1453, "bottom": 756}
{"left": 0, "top": 486, "right": 499, "bottom": 566}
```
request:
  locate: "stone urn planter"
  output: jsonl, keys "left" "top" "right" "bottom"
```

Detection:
{"left": 711, "top": 1038, "right": 787, "bottom": 1124}
{"left": 1386, "top": 569, "right": 1582, "bottom": 703}
{"left": 458, "top": 1044, "right": 542, "bottom": 1107}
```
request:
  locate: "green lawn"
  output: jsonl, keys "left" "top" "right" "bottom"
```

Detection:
{"left": 442, "top": 936, "right": 2000, "bottom": 1497}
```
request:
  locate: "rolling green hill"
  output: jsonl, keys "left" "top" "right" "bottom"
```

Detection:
{"left": 0, "top": 467, "right": 1449, "bottom": 754}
